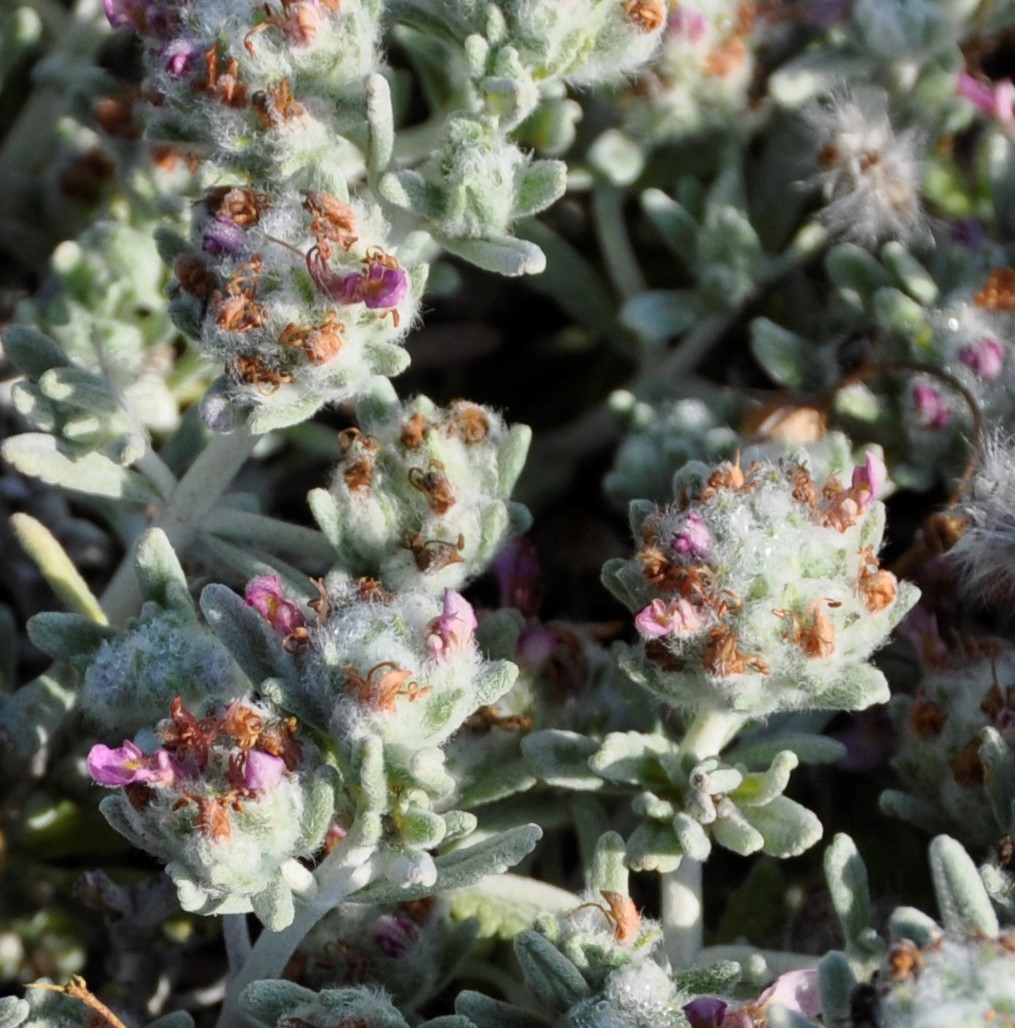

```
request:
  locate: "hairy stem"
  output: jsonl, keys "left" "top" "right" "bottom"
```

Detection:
{"left": 100, "top": 427, "right": 257, "bottom": 626}
{"left": 216, "top": 839, "right": 378, "bottom": 1028}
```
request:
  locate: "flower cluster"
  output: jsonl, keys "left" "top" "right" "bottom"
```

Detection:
{"left": 88, "top": 698, "right": 337, "bottom": 928}
{"left": 309, "top": 388, "right": 531, "bottom": 593}
{"left": 604, "top": 452, "right": 918, "bottom": 716}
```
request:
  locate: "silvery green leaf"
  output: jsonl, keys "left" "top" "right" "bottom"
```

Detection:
{"left": 307, "top": 487, "right": 344, "bottom": 549}
{"left": 590, "top": 830, "right": 628, "bottom": 895}
{"left": 824, "top": 243, "right": 893, "bottom": 300}
{"left": 498, "top": 425, "right": 532, "bottom": 495}
{"left": 728, "top": 733, "right": 846, "bottom": 767}
{"left": 38, "top": 366, "right": 118, "bottom": 414}
{"left": 627, "top": 499, "right": 656, "bottom": 538}
{"left": 367, "top": 339, "right": 413, "bottom": 377}
{"left": 673, "top": 812, "right": 711, "bottom": 862}
{"left": 11, "top": 513, "right": 107, "bottom": 622}
{"left": 366, "top": 72, "right": 394, "bottom": 177}
{"left": 135, "top": 528, "right": 194, "bottom": 617}
{"left": 712, "top": 806, "right": 765, "bottom": 856}
{"left": 887, "top": 905, "right": 941, "bottom": 947}
{"left": 600, "top": 560, "right": 646, "bottom": 612}
{"left": 641, "top": 188, "right": 698, "bottom": 260}
{"left": 513, "top": 160, "right": 567, "bottom": 218}
{"left": 240, "top": 981, "right": 317, "bottom": 1026}
{"left": 455, "top": 992, "right": 545, "bottom": 1028}
{"left": 823, "top": 834, "right": 879, "bottom": 958}
{"left": 620, "top": 290, "right": 700, "bottom": 343}
{"left": 2, "top": 325, "right": 70, "bottom": 378}
{"left": 589, "top": 730, "right": 669, "bottom": 785}
{"left": 588, "top": 129, "right": 643, "bottom": 187}
{"left": 673, "top": 961, "right": 742, "bottom": 995}
{"left": 749, "top": 319, "right": 811, "bottom": 389}
{"left": 0, "top": 997, "right": 28, "bottom": 1028}
{"left": 979, "top": 727, "right": 1015, "bottom": 832}
{"left": 440, "top": 234, "right": 546, "bottom": 276}
{"left": 632, "top": 791, "right": 675, "bottom": 820}
{"left": 11, "top": 381, "right": 58, "bottom": 432}
{"left": 739, "top": 796, "right": 822, "bottom": 858}
{"left": 378, "top": 169, "right": 443, "bottom": 219}
{"left": 251, "top": 874, "right": 295, "bottom": 931}
{"left": 880, "top": 241, "right": 937, "bottom": 305}
{"left": 441, "top": 810, "right": 478, "bottom": 843}
{"left": 449, "top": 873, "right": 577, "bottom": 941}
{"left": 879, "top": 789, "right": 947, "bottom": 835}
{"left": 2, "top": 434, "right": 159, "bottom": 502}
{"left": 514, "top": 930, "right": 590, "bottom": 1013}
{"left": 625, "top": 819, "right": 683, "bottom": 873}
{"left": 352, "top": 823, "right": 543, "bottom": 904}
{"left": 247, "top": 391, "right": 326, "bottom": 434}
{"left": 26, "top": 612, "right": 116, "bottom": 660}
{"left": 872, "top": 286, "right": 928, "bottom": 337}
{"left": 929, "top": 834, "right": 998, "bottom": 938}
{"left": 817, "top": 663, "right": 890, "bottom": 711}
{"left": 0, "top": 672, "right": 76, "bottom": 776}
{"left": 521, "top": 730, "right": 602, "bottom": 790}
{"left": 732, "top": 751, "right": 798, "bottom": 806}
{"left": 153, "top": 226, "right": 192, "bottom": 265}
{"left": 167, "top": 296, "right": 203, "bottom": 340}
{"left": 817, "top": 951, "right": 855, "bottom": 1028}
{"left": 199, "top": 583, "right": 294, "bottom": 686}
{"left": 421, "top": 1018, "right": 475, "bottom": 1028}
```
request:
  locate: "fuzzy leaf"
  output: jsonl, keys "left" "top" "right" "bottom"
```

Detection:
{"left": 739, "top": 796, "right": 822, "bottom": 858}
{"left": 199, "top": 583, "right": 294, "bottom": 687}
{"left": 929, "top": 834, "right": 998, "bottom": 937}
{"left": 620, "top": 290, "right": 700, "bottom": 343}
{"left": 10, "top": 513, "right": 107, "bottom": 623}
{"left": 2, "top": 434, "right": 159, "bottom": 502}
{"left": 449, "top": 873, "right": 578, "bottom": 941}
{"left": 641, "top": 188, "right": 698, "bottom": 259}
{"left": 455, "top": 992, "right": 545, "bottom": 1028}
{"left": 600, "top": 560, "right": 646, "bottom": 613}
{"left": 825, "top": 243, "right": 893, "bottom": 299}
{"left": 250, "top": 874, "right": 295, "bottom": 931}
{"left": 728, "top": 733, "right": 846, "bottom": 768}
{"left": 135, "top": 528, "right": 194, "bottom": 616}
{"left": 26, "top": 612, "right": 116, "bottom": 660}
{"left": 366, "top": 72, "right": 394, "bottom": 177}
{"left": 881, "top": 241, "right": 937, "bottom": 305}
{"left": 0, "top": 998, "right": 29, "bottom": 1028}
{"left": 626, "top": 819, "right": 683, "bottom": 873}
{"left": 514, "top": 929, "right": 591, "bottom": 1013}
{"left": 353, "top": 824, "right": 543, "bottom": 905}
{"left": 731, "top": 751, "right": 798, "bottom": 806}
{"left": 887, "top": 905, "right": 942, "bottom": 947}
{"left": 2, "top": 325, "right": 70, "bottom": 378}
{"left": 823, "top": 834, "right": 879, "bottom": 958}
{"left": 980, "top": 726, "right": 1015, "bottom": 833}
{"left": 521, "top": 730, "right": 602, "bottom": 790}
{"left": 247, "top": 391, "right": 326, "bottom": 434}
{"left": 749, "top": 318, "right": 811, "bottom": 389}
{"left": 513, "top": 160, "right": 567, "bottom": 218}
{"left": 590, "top": 730, "right": 669, "bottom": 785}
{"left": 440, "top": 234, "right": 546, "bottom": 277}
{"left": 240, "top": 981, "right": 318, "bottom": 1027}
{"left": 712, "top": 806, "right": 765, "bottom": 856}
{"left": 817, "top": 952, "right": 856, "bottom": 1028}
{"left": 673, "top": 812, "right": 712, "bottom": 862}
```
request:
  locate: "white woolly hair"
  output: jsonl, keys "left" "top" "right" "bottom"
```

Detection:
{"left": 950, "top": 432, "right": 1015, "bottom": 602}
{"left": 802, "top": 84, "right": 925, "bottom": 245}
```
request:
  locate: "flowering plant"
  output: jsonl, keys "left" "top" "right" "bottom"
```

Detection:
{"left": 5, "top": 0, "right": 1015, "bottom": 1026}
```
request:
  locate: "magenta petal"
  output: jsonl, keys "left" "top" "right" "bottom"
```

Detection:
{"left": 243, "top": 749, "right": 286, "bottom": 792}
{"left": 758, "top": 969, "right": 821, "bottom": 1017}
{"left": 681, "top": 997, "right": 728, "bottom": 1028}
{"left": 426, "top": 589, "right": 477, "bottom": 658}
{"left": 245, "top": 575, "right": 306, "bottom": 636}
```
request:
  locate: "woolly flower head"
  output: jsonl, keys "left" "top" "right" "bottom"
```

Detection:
{"left": 603, "top": 451, "right": 919, "bottom": 716}
{"left": 890, "top": 639, "right": 1015, "bottom": 849}
{"left": 949, "top": 433, "right": 1015, "bottom": 604}
{"left": 803, "top": 86, "right": 924, "bottom": 245}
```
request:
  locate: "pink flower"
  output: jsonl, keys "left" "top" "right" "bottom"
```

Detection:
{"left": 958, "top": 71, "right": 1015, "bottom": 125}
{"left": 671, "top": 512, "right": 713, "bottom": 558}
{"left": 517, "top": 624, "right": 558, "bottom": 666}
{"left": 245, "top": 576, "right": 306, "bottom": 637}
{"left": 494, "top": 538, "right": 541, "bottom": 617}
{"left": 425, "top": 589, "right": 478, "bottom": 658}
{"left": 243, "top": 749, "right": 286, "bottom": 792}
{"left": 340, "top": 262, "right": 409, "bottom": 310}
{"left": 87, "top": 740, "right": 178, "bottom": 787}
{"left": 373, "top": 914, "right": 419, "bottom": 958}
{"left": 756, "top": 968, "right": 821, "bottom": 1018}
{"left": 850, "top": 451, "right": 886, "bottom": 506}
{"left": 959, "top": 336, "right": 1005, "bottom": 380}
{"left": 681, "top": 997, "right": 727, "bottom": 1028}
{"left": 913, "top": 384, "right": 950, "bottom": 429}
{"left": 635, "top": 598, "right": 705, "bottom": 638}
